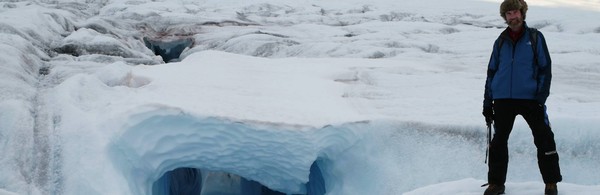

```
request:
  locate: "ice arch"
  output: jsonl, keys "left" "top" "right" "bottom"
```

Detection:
{"left": 109, "top": 107, "right": 360, "bottom": 195}
{"left": 143, "top": 37, "right": 193, "bottom": 62}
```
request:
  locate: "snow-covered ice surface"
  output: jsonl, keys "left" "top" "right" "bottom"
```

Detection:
{"left": 1, "top": 0, "right": 600, "bottom": 194}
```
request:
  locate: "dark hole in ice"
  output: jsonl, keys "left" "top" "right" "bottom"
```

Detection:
{"left": 143, "top": 37, "right": 193, "bottom": 63}
{"left": 152, "top": 167, "right": 202, "bottom": 195}
{"left": 152, "top": 161, "right": 325, "bottom": 195}
{"left": 306, "top": 161, "right": 325, "bottom": 195}
{"left": 39, "top": 67, "right": 50, "bottom": 75}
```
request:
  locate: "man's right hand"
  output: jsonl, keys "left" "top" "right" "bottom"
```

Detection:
{"left": 483, "top": 106, "right": 494, "bottom": 124}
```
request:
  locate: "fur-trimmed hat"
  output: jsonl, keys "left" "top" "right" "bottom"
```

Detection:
{"left": 500, "top": 0, "right": 528, "bottom": 20}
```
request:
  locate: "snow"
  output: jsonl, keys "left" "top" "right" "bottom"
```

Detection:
{"left": 1, "top": 0, "right": 600, "bottom": 194}
{"left": 404, "top": 178, "right": 600, "bottom": 195}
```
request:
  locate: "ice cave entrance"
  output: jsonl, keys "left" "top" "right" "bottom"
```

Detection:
{"left": 152, "top": 161, "right": 326, "bottom": 195}
{"left": 143, "top": 37, "right": 193, "bottom": 63}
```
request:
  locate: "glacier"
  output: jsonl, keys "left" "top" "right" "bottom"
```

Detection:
{"left": 1, "top": 0, "right": 600, "bottom": 194}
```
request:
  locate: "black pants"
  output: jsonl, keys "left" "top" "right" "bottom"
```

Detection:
{"left": 488, "top": 99, "right": 562, "bottom": 185}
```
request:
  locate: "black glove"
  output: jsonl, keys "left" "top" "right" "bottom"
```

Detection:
{"left": 482, "top": 106, "right": 494, "bottom": 124}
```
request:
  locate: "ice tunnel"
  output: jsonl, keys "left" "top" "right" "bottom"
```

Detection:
{"left": 109, "top": 108, "right": 357, "bottom": 195}
{"left": 151, "top": 161, "right": 325, "bottom": 195}
{"left": 143, "top": 37, "right": 193, "bottom": 62}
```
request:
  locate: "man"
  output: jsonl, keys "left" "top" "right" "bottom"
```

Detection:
{"left": 482, "top": 0, "right": 562, "bottom": 194}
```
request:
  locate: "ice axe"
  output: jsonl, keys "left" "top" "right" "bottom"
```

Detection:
{"left": 485, "top": 120, "right": 493, "bottom": 164}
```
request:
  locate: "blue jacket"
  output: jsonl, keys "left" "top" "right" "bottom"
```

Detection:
{"left": 484, "top": 23, "right": 552, "bottom": 107}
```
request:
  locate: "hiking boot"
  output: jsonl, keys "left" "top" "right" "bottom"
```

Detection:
{"left": 483, "top": 184, "right": 505, "bottom": 195}
{"left": 545, "top": 183, "right": 557, "bottom": 195}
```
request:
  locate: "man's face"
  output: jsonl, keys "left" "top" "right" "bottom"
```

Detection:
{"left": 505, "top": 10, "right": 523, "bottom": 29}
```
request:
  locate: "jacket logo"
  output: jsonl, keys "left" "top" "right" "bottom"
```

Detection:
{"left": 526, "top": 41, "right": 532, "bottom": 45}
